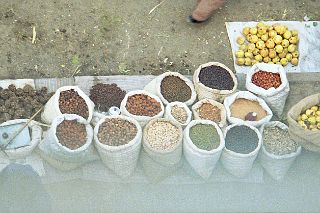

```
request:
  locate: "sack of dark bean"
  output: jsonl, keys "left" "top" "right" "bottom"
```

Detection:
{"left": 94, "top": 115, "right": 142, "bottom": 178}
{"left": 221, "top": 124, "right": 262, "bottom": 177}
{"left": 193, "top": 62, "right": 238, "bottom": 102}
{"left": 164, "top": 102, "right": 192, "bottom": 127}
{"left": 183, "top": 120, "right": 224, "bottom": 179}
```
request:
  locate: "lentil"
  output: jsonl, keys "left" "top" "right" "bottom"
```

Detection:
{"left": 197, "top": 103, "right": 221, "bottom": 123}
{"left": 59, "top": 89, "right": 89, "bottom": 119}
{"left": 225, "top": 125, "right": 259, "bottom": 154}
{"left": 160, "top": 76, "right": 191, "bottom": 102}
{"left": 56, "top": 120, "right": 87, "bottom": 150}
{"left": 230, "top": 98, "right": 267, "bottom": 121}
{"left": 171, "top": 105, "right": 188, "bottom": 124}
{"left": 189, "top": 124, "right": 220, "bottom": 151}
{"left": 199, "top": 65, "right": 234, "bottom": 90}
{"left": 263, "top": 126, "right": 298, "bottom": 155}
{"left": 98, "top": 118, "right": 137, "bottom": 146}
{"left": 126, "top": 94, "right": 161, "bottom": 117}
{"left": 252, "top": 70, "right": 282, "bottom": 90}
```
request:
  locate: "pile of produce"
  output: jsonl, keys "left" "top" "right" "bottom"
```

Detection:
{"left": 170, "top": 105, "right": 188, "bottom": 124}
{"left": 196, "top": 103, "right": 221, "bottom": 123}
{"left": 189, "top": 124, "right": 220, "bottom": 151}
{"left": 160, "top": 76, "right": 192, "bottom": 102}
{"left": 59, "top": 89, "right": 89, "bottom": 119}
{"left": 199, "top": 65, "right": 234, "bottom": 90}
{"left": 297, "top": 105, "right": 320, "bottom": 130}
{"left": 251, "top": 70, "right": 282, "bottom": 89}
{"left": 125, "top": 94, "right": 162, "bottom": 117}
{"left": 230, "top": 98, "right": 267, "bottom": 121}
{"left": 56, "top": 120, "right": 87, "bottom": 150}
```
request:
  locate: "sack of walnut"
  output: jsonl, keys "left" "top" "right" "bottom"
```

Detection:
{"left": 41, "top": 86, "right": 95, "bottom": 124}
{"left": 37, "top": 114, "right": 97, "bottom": 171}
{"left": 193, "top": 62, "right": 238, "bottom": 102}
{"left": 164, "top": 102, "right": 192, "bottom": 127}
{"left": 94, "top": 115, "right": 142, "bottom": 178}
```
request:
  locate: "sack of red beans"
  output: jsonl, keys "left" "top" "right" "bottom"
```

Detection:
{"left": 246, "top": 63, "right": 290, "bottom": 116}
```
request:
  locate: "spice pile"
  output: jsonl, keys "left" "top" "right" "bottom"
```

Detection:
{"left": 225, "top": 125, "right": 259, "bottom": 154}
{"left": 0, "top": 84, "right": 53, "bottom": 123}
{"left": 230, "top": 98, "right": 267, "bottom": 121}
{"left": 90, "top": 83, "right": 126, "bottom": 112}
{"left": 252, "top": 70, "right": 282, "bottom": 90}
{"left": 196, "top": 103, "right": 221, "bottom": 123}
{"left": 189, "top": 124, "right": 220, "bottom": 151}
{"left": 263, "top": 126, "right": 298, "bottom": 155}
{"left": 145, "top": 120, "right": 180, "bottom": 151}
{"left": 126, "top": 94, "right": 161, "bottom": 117}
{"left": 297, "top": 105, "right": 320, "bottom": 130}
{"left": 199, "top": 65, "right": 234, "bottom": 90}
{"left": 59, "top": 89, "right": 89, "bottom": 119}
{"left": 160, "top": 76, "right": 192, "bottom": 102}
{"left": 56, "top": 120, "right": 87, "bottom": 150}
{"left": 98, "top": 118, "right": 137, "bottom": 146}
{"left": 171, "top": 105, "right": 188, "bottom": 124}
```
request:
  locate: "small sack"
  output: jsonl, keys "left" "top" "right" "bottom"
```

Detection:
{"left": 259, "top": 121, "right": 301, "bottom": 180}
{"left": 246, "top": 63, "right": 290, "bottom": 117}
{"left": 221, "top": 124, "right": 262, "bottom": 178}
{"left": 38, "top": 114, "right": 96, "bottom": 171}
{"left": 41, "top": 86, "right": 95, "bottom": 124}
{"left": 224, "top": 91, "right": 273, "bottom": 127}
{"left": 164, "top": 102, "right": 192, "bottom": 127}
{"left": 94, "top": 115, "right": 142, "bottom": 178}
{"left": 183, "top": 120, "right": 225, "bottom": 179}
{"left": 287, "top": 93, "right": 320, "bottom": 152}
{"left": 193, "top": 62, "right": 238, "bottom": 102}
{"left": 120, "top": 90, "right": 164, "bottom": 127}
{"left": 144, "top": 72, "right": 197, "bottom": 106}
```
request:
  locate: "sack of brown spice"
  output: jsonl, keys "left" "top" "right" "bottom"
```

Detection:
{"left": 164, "top": 102, "right": 192, "bottom": 127}
{"left": 246, "top": 63, "right": 290, "bottom": 117}
{"left": 37, "top": 114, "right": 97, "bottom": 171}
{"left": 94, "top": 115, "right": 142, "bottom": 178}
{"left": 144, "top": 72, "right": 197, "bottom": 106}
{"left": 41, "top": 86, "right": 95, "bottom": 124}
{"left": 193, "top": 62, "right": 238, "bottom": 102}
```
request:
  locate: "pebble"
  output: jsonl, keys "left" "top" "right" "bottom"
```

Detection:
{"left": 126, "top": 94, "right": 162, "bottom": 117}
{"left": 199, "top": 65, "right": 234, "bottom": 90}
{"left": 160, "top": 76, "right": 192, "bottom": 102}
{"left": 59, "top": 89, "right": 89, "bottom": 119}
{"left": 196, "top": 103, "right": 221, "bottom": 123}
{"left": 171, "top": 105, "right": 188, "bottom": 124}
{"left": 189, "top": 124, "right": 220, "bottom": 151}
{"left": 56, "top": 120, "right": 87, "bottom": 150}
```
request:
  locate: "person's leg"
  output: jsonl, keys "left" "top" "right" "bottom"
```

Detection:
{"left": 190, "top": 0, "right": 225, "bottom": 23}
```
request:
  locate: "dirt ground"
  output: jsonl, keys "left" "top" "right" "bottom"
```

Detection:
{"left": 0, "top": 0, "right": 319, "bottom": 79}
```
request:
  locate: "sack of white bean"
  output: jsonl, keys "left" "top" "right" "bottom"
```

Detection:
{"left": 164, "top": 102, "right": 192, "bottom": 128}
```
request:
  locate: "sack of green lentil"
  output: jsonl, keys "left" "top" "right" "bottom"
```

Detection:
{"left": 164, "top": 102, "right": 192, "bottom": 127}
{"left": 193, "top": 62, "right": 238, "bottom": 102}
{"left": 224, "top": 91, "right": 273, "bottom": 127}
{"left": 41, "top": 86, "right": 95, "bottom": 124}
{"left": 259, "top": 121, "right": 301, "bottom": 180}
{"left": 37, "top": 114, "right": 97, "bottom": 171}
{"left": 94, "top": 115, "right": 142, "bottom": 178}
{"left": 120, "top": 90, "right": 165, "bottom": 127}
{"left": 221, "top": 124, "right": 262, "bottom": 178}
{"left": 144, "top": 72, "right": 197, "bottom": 106}
{"left": 246, "top": 63, "right": 290, "bottom": 117}
{"left": 287, "top": 93, "right": 320, "bottom": 152}
{"left": 183, "top": 120, "right": 225, "bottom": 179}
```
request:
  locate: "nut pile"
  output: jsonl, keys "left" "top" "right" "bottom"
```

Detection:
{"left": 90, "top": 83, "right": 126, "bottom": 112}
{"left": 56, "top": 120, "right": 87, "bottom": 150}
{"left": 235, "top": 22, "right": 299, "bottom": 66}
{"left": 59, "top": 89, "right": 89, "bottom": 119}
{"left": 0, "top": 84, "right": 53, "bottom": 123}
{"left": 199, "top": 65, "right": 234, "bottom": 90}
{"left": 252, "top": 70, "right": 282, "bottom": 90}
{"left": 160, "top": 76, "right": 192, "bottom": 102}
{"left": 171, "top": 105, "right": 188, "bottom": 124}
{"left": 98, "top": 118, "right": 137, "bottom": 146}
{"left": 196, "top": 103, "right": 221, "bottom": 123}
{"left": 230, "top": 98, "right": 267, "bottom": 121}
{"left": 126, "top": 94, "right": 162, "bottom": 117}
{"left": 297, "top": 105, "right": 320, "bottom": 130}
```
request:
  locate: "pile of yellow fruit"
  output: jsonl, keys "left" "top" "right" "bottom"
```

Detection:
{"left": 297, "top": 105, "right": 320, "bottom": 131}
{"left": 235, "top": 22, "right": 299, "bottom": 66}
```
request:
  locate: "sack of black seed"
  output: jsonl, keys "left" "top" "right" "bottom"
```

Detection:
{"left": 193, "top": 62, "right": 238, "bottom": 102}
{"left": 41, "top": 86, "right": 95, "bottom": 124}
{"left": 259, "top": 121, "right": 301, "bottom": 180}
{"left": 164, "top": 102, "right": 192, "bottom": 127}
{"left": 37, "top": 114, "right": 96, "bottom": 171}
{"left": 94, "top": 115, "right": 142, "bottom": 178}
{"left": 144, "top": 72, "right": 197, "bottom": 106}
{"left": 183, "top": 120, "right": 225, "bottom": 179}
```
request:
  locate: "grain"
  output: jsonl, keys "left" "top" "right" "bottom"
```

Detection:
{"left": 199, "top": 65, "right": 234, "bottom": 90}
{"left": 230, "top": 98, "right": 267, "bottom": 121}
{"left": 252, "top": 70, "right": 282, "bottom": 90}
{"left": 59, "top": 89, "right": 89, "bottom": 119}
{"left": 189, "top": 124, "right": 220, "bottom": 151}
{"left": 171, "top": 105, "right": 188, "bottom": 124}
{"left": 56, "top": 120, "right": 87, "bottom": 150}
{"left": 160, "top": 76, "right": 191, "bottom": 102}
{"left": 197, "top": 103, "right": 221, "bottom": 123}
{"left": 126, "top": 94, "right": 162, "bottom": 117}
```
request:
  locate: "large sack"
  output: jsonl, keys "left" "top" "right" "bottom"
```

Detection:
{"left": 193, "top": 62, "right": 238, "bottom": 102}
{"left": 259, "top": 121, "right": 301, "bottom": 180}
{"left": 287, "top": 93, "right": 320, "bottom": 152}
{"left": 183, "top": 120, "right": 225, "bottom": 179}
{"left": 246, "top": 63, "right": 290, "bottom": 117}
{"left": 164, "top": 102, "right": 192, "bottom": 128}
{"left": 41, "top": 86, "right": 95, "bottom": 124}
{"left": 94, "top": 115, "right": 142, "bottom": 178}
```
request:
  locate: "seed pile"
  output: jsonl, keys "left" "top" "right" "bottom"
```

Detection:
{"left": 230, "top": 98, "right": 267, "bottom": 121}
{"left": 145, "top": 121, "right": 180, "bottom": 151}
{"left": 56, "top": 120, "right": 87, "bottom": 150}
{"left": 263, "top": 126, "right": 298, "bottom": 155}
{"left": 189, "top": 124, "right": 220, "bottom": 151}
{"left": 252, "top": 70, "right": 282, "bottom": 90}
{"left": 0, "top": 84, "right": 53, "bottom": 123}
{"left": 199, "top": 65, "right": 234, "bottom": 90}
{"left": 197, "top": 103, "right": 221, "bottom": 123}
{"left": 59, "top": 89, "right": 89, "bottom": 119}
{"left": 98, "top": 118, "right": 137, "bottom": 146}
{"left": 160, "top": 76, "right": 192, "bottom": 102}
{"left": 126, "top": 94, "right": 161, "bottom": 117}
{"left": 225, "top": 125, "right": 259, "bottom": 154}
{"left": 171, "top": 105, "right": 188, "bottom": 124}
{"left": 90, "top": 83, "right": 126, "bottom": 112}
